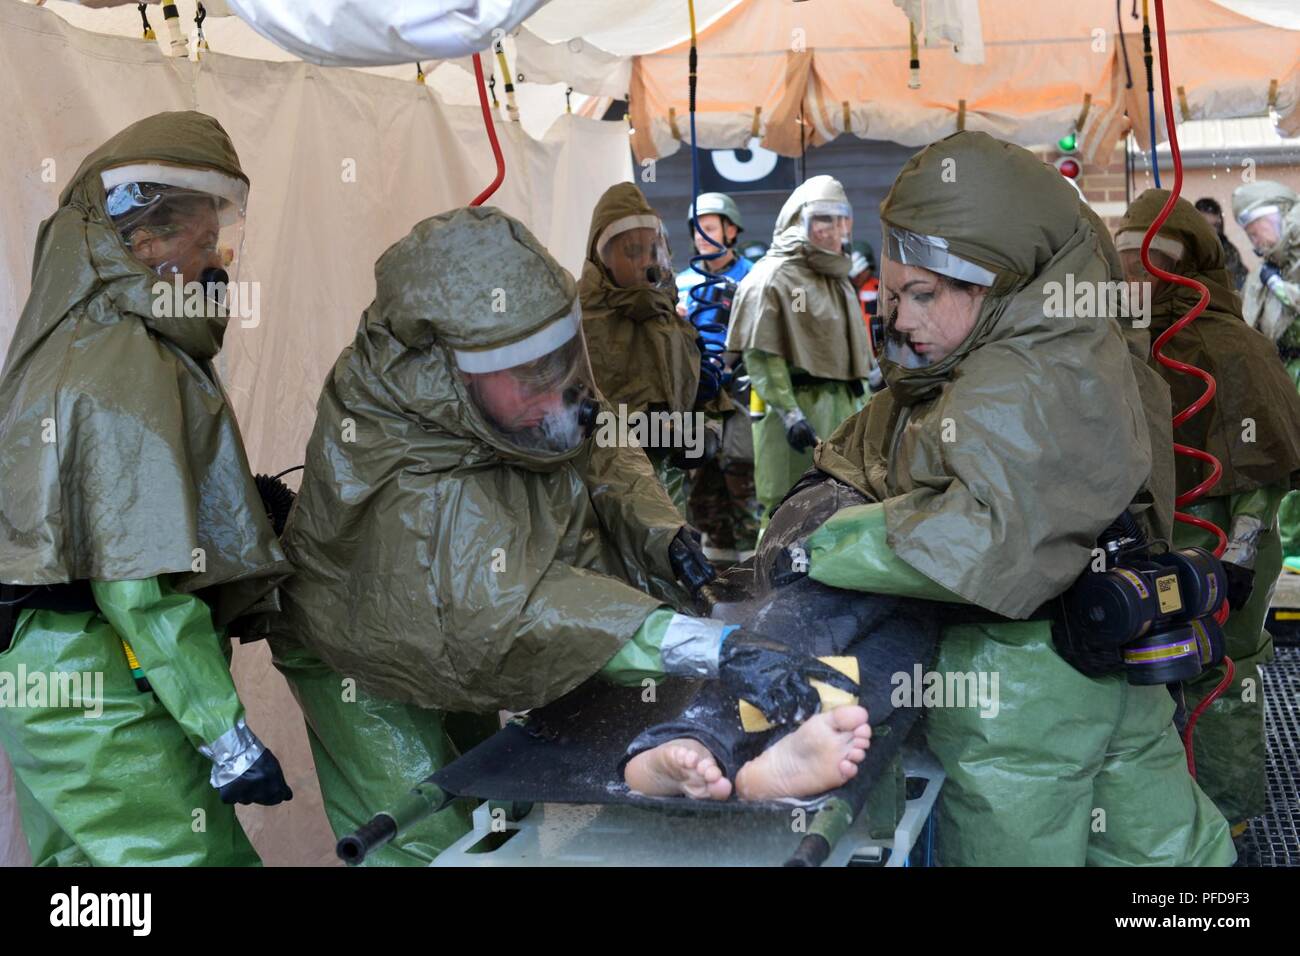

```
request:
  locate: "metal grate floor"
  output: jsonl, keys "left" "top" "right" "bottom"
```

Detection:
{"left": 1237, "top": 644, "right": 1300, "bottom": 867}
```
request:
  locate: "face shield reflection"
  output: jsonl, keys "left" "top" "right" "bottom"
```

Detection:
{"left": 875, "top": 272, "right": 934, "bottom": 369}
{"left": 800, "top": 200, "right": 853, "bottom": 254}
{"left": 1240, "top": 207, "right": 1284, "bottom": 257}
{"left": 877, "top": 227, "right": 996, "bottom": 369}
{"left": 597, "top": 214, "right": 674, "bottom": 291}
{"left": 455, "top": 306, "right": 600, "bottom": 456}
{"left": 102, "top": 164, "right": 248, "bottom": 301}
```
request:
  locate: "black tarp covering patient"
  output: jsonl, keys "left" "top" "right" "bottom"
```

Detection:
{"left": 622, "top": 473, "right": 941, "bottom": 799}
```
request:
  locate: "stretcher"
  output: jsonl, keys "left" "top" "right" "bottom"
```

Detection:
{"left": 340, "top": 588, "right": 944, "bottom": 868}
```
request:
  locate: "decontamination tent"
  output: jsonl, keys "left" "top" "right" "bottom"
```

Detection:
{"left": 0, "top": 0, "right": 1295, "bottom": 866}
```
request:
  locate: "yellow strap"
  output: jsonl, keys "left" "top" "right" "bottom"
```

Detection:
{"left": 1177, "top": 85, "right": 1191, "bottom": 122}
{"left": 751, "top": 106, "right": 762, "bottom": 138}
{"left": 120, "top": 639, "right": 142, "bottom": 671}
{"left": 1267, "top": 78, "right": 1279, "bottom": 110}
{"left": 842, "top": 100, "right": 851, "bottom": 133}
{"left": 669, "top": 106, "right": 682, "bottom": 141}
{"left": 956, "top": 98, "right": 966, "bottom": 131}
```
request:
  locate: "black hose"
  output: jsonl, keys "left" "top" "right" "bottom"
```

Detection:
{"left": 784, "top": 834, "right": 831, "bottom": 867}
{"left": 254, "top": 471, "right": 300, "bottom": 537}
{"left": 337, "top": 814, "right": 397, "bottom": 866}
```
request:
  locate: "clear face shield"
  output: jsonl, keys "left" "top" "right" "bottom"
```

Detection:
{"left": 800, "top": 200, "right": 854, "bottom": 255}
{"left": 453, "top": 304, "right": 601, "bottom": 456}
{"left": 1239, "top": 205, "right": 1285, "bottom": 257}
{"left": 877, "top": 226, "right": 997, "bottom": 369}
{"left": 1115, "top": 230, "right": 1182, "bottom": 289}
{"left": 597, "top": 215, "right": 674, "bottom": 291}
{"left": 102, "top": 164, "right": 248, "bottom": 301}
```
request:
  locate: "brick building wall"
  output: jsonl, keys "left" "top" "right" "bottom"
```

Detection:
{"left": 1044, "top": 141, "right": 1300, "bottom": 259}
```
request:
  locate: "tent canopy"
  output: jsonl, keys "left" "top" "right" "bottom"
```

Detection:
{"left": 41, "top": 0, "right": 1300, "bottom": 161}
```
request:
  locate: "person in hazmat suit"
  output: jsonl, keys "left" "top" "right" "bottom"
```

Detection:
{"left": 579, "top": 183, "right": 728, "bottom": 515}
{"left": 675, "top": 192, "right": 762, "bottom": 558}
{"left": 1232, "top": 182, "right": 1300, "bottom": 570}
{"left": 267, "top": 207, "right": 853, "bottom": 865}
{"left": 726, "top": 176, "right": 873, "bottom": 532}
{"left": 771, "top": 132, "right": 1235, "bottom": 866}
{"left": 1114, "top": 190, "right": 1300, "bottom": 834}
{"left": 0, "top": 111, "right": 294, "bottom": 867}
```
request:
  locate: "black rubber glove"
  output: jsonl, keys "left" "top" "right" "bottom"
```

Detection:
{"left": 1221, "top": 561, "right": 1255, "bottom": 612}
{"left": 782, "top": 410, "right": 818, "bottom": 452}
{"left": 668, "top": 526, "right": 717, "bottom": 595}
{"left": 219, "top": 749, "right": 294, "bottom": 806}
{"left": 718, "top": 628, "right": 860, "bottom": 727}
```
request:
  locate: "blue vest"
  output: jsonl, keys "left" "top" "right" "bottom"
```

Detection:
{"left": 675, "top": 254, "right": 753, "bottom": 351}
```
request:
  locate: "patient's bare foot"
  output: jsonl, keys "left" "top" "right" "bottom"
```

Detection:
{"left": 734, "top": 705, "right": 871, "bottom": 801}
{"left": 624, "top": 738, "right": 733, "bottom": 800}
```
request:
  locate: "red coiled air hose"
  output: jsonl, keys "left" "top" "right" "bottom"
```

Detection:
{"left": 1144, "top": 0, "right": 1234, "bottom": 776}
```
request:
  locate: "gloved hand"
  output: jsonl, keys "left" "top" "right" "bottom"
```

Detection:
{"left": 1260, "top": 262, "right": 1282, "bottom": 290}
{"left": 1221, "top": 560, "right": 1255, "bottom": 612}
{"left": 668, "top": 526, "right": 716, "bottom": 595}
{"left": 782, "top": 408, "right": 818, "bottom": 452}
{"left": 717, "top": 628, "right": 859, "bottom": 726}
{"left": 668, "top": 420, "right": 721, "bottom": 469}
{"left": 202, "top": 719, "right": 293, "bottom": 807}
{"left": 849, "top": 249, "right": 872, "bottom": 280}
{"left": 218, "top": 748, "right": 294, "bottom": 806}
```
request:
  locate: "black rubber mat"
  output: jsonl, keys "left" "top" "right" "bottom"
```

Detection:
{"left": 431, "top": 597, "right": 934, "bottom": 817}
{"left": 1237, "top": 645, "right": 1300, "bottom": 867}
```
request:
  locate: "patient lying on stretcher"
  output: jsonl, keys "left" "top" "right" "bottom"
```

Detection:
{"left": 622, "top": 475, "right": 941, "bottom": 802}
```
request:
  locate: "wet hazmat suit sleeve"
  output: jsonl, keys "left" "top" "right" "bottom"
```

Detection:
{"left": 598, "top": 606, "right": 675, "bottom": 685}
{"left": 581, "top": 438, "right": 691, "bottom": 604}
{"left": 1224, "top": 485, "right": 1281, "bottom": 566}
{"left": 746, "top": 349, "right": 799, "bottom": 413}
{"left": 804, "top": 502, "right": 966, "bottom": 603}
{"left": 88, "top": 578, "right": 244, "bottom": 752}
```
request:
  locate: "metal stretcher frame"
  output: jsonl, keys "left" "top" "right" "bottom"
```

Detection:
{"left": 430, "top": 746, "right": 945, "bottom": 867}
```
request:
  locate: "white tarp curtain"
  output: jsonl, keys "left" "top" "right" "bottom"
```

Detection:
{"left": 33, "top": 0, "right": 748, "bottom": 133}
{"left": 0, "top": 0, "right": 632, "bottom": 866}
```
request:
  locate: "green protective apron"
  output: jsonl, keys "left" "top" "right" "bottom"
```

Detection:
{"left": 0, "top": 609, "right": 259, "bottom": 866}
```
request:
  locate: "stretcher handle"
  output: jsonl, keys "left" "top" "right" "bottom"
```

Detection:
{"left": 336, "top": 780, "right": 451, "bottom": 865}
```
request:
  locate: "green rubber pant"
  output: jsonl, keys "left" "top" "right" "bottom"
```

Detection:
{"left": 270, "top": 639, "right": 493, "bottom": 866}
{"left": 752, "top": 381, "right": 865, "bottom": 532}
{"left": 0, "top": 609, "right": 259, "bottom": 866}
{"left": 1174, "top": 495, "right": 1283, "bottom": 826}
{"left": 924, "top": 620, "right": 1235, "bottom": 866}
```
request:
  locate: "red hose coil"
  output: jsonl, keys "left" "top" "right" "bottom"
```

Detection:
{"left": 1146, "top": 0, "right": 1232, "bottom": 776}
